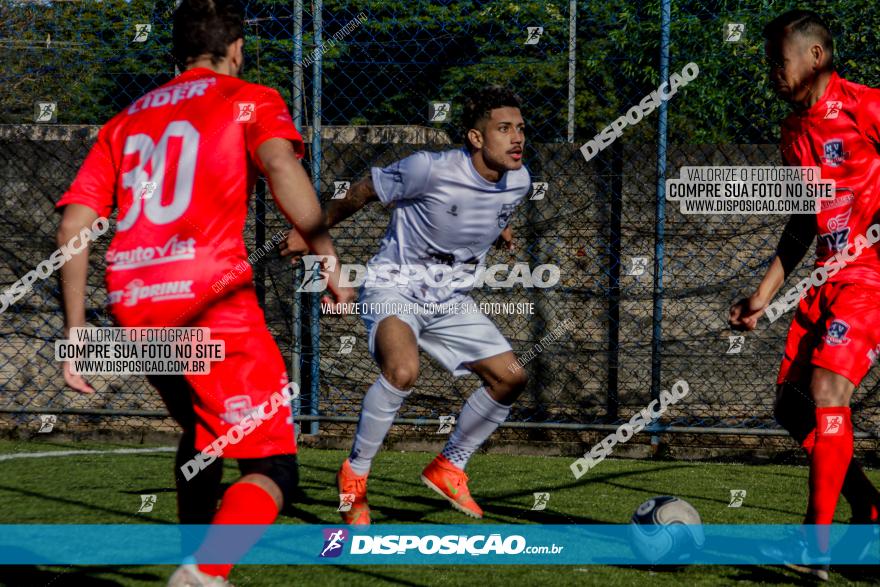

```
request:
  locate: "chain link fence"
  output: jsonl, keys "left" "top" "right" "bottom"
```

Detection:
{"left": 2, "top": 1, "right": 880, "bottom": 451}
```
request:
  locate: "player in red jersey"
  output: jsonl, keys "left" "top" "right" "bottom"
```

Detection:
{"left": 729, "top": 9, "right": 880, "bottom": 579}
{"left": 55, "top": 2, "right": 352, "bottom": 585}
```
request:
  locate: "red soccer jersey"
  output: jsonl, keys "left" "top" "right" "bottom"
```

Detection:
{"left": 56, "top": 67, "right": 304, "bottom": 330}
{"left": 780, "top": 72, "right": 880, "bottom": 287}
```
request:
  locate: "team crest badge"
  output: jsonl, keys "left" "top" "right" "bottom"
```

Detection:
{"left": 497, "top": 202, "right": 518, "bottom": 228}
{"left": 821, "top": 139, "right": 847, "bottom": 167}
{"left": 824, "top": 319, "right": 851, "bottom": 346}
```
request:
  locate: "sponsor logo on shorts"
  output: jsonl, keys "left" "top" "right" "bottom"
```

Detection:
{"left": 320, "top": 528, "right": 348, "bottom": 558}
{"left": 822, "top": 414, "right": 844, "bottom": 436}
{"left": 180, "top": 383, "right": 299, "bottom": 481}
{"left": 824, "top": 319, "right": 851, "bottom": 346}
{"left": 220, "top": 396, "right": 258, "bottom": 424}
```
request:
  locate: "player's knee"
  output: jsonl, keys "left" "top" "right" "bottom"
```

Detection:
{"left": 811, "top": 371, "right": 851, "bottom": 407}
{"left": 383, "top": 362, "right": 419, "bottom": 390}
{"left": 237, "top": 454, "right": 299, "bottom": 506}
{"left": 774, "top": 384, "right": 816, "bottom": 442}
{"left": 811, "top": 382, "right": 844, "bottom": 407}
{"left": 491, "top": 368, "right": 527, "bottom": 402}
{"left": 506, "top": 367, "right": 528, "bottom": 394}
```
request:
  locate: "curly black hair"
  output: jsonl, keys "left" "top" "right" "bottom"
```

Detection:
{"left": 172, "top": 0, "right": 245, "bottom": 68}
{"left": 460, "top": 86, "right": 523, "bottom": 151}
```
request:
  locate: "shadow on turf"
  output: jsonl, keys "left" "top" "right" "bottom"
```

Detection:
{"left": 591, "top": 464, "right": 807, "bottom": 520}
{"left": 610, "top": 564, "right": 816, "bottom": 584}
{"left": 285, "top": 460, "right": 699, "bottom": 524}
{"left": 0, "top": 482, "right": 176, "bottom": 524}
{"left": 328, "top": 565, "right": 425, "bottom": 586}
{"left": 0, "top": 565, "right": 162, "bottom": 587}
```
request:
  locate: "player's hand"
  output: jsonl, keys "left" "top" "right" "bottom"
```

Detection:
{"left": 317, "top": 256, "right": 356, "bottom": 314}
{"left": 321, "top": 282, "right": 356, "bottom": 314}
{"left": 62, "top": 361, "right": 95, "bottom": 394}
{"left": 279, "top": 228, "right": 309, "bottom": 264}
{"left": 495, "top": 226, "right": 515, "bottom": 253}
{"left": 728, "top": 294, "right": 768, "bottom": 332}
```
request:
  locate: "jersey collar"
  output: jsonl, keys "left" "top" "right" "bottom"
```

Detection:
{"left": 804, "top": 71, "right": 841, "bottom": 118}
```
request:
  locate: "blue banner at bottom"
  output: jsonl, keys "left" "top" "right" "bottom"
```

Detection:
{"left": 0, "top": 525, "right": 876, "bottom": 565}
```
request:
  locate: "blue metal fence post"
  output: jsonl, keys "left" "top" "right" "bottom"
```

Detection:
{"left": 308, "top": 0, "right": 323, "bottom": 435}
{"left": 649, "top": 0, "right": 671, "bottom": 448}
{"left": 290, "top": 0, "right": 304, "bottom": 439}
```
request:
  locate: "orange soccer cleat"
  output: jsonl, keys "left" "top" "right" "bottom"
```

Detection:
{"left": 420, "top": 454, "right": 484, "bottom": 519}
{"left": 336, "top": 459, "right": 371, "bottom": 525}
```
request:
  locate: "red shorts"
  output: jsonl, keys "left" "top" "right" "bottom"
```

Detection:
{"left": 777, "top": 281, "right": 880, "bottom": 387}
{"left": 183, "top": 327, "right": 296, "bottom": 459}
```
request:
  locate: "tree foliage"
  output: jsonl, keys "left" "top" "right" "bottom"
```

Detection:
{"left": 3, "top": 0, "right": 879, "bottom": 145}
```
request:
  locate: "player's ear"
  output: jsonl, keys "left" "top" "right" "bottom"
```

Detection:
{"left": 229, "top": 38, "right": 245, "bottom": 76}
{"left": 467, "top": 128, "right": 484, "bottom": 150}
{"left": 810, "top": 43, "right": 823, "bottom": 69}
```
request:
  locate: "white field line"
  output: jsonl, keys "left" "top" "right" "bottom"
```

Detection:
{"left": 0, "top": 447, "right": 176, "bottom": 461}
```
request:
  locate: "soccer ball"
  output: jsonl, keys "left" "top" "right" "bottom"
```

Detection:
{"left": 629, "top": 496, "right": 705, "bottom": 564}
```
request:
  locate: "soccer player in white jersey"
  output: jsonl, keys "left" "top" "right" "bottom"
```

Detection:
{"left": 284, "top": 86, "right": 530, "bottom": 523}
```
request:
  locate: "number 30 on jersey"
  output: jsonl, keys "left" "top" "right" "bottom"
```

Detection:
{"left": 118, "top": 121, "right": 199, "bottom": 231}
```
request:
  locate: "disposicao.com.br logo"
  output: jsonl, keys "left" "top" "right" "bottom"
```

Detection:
{"left": 319, "top": 530, "right": 563, "bottom": 558}
{"left": 319, "top": 528, "right": 349, "bottom": 558}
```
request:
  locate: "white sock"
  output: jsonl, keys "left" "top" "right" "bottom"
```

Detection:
{"left": 441, "top": 387, "right": 510, "bottom": 470}
{"left": 348, "top": 374, "right": 410, "bottom": 475}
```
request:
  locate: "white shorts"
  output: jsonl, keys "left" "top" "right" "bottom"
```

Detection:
{"left": 359, "top": 287, "right": 512, "bottom": 377}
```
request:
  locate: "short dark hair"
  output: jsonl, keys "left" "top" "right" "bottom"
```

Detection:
{"left": 461, "top": 86, "right": 523, "bottom": 151}
{"left": 762, "top": 9, "right": 833, "bottom": 59}
{"left": 172, "top": 0, "right": 245, "bottom": 68}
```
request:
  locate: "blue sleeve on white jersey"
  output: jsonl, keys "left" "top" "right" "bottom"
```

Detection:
{"left": 370, "top": 151, "right": 432, "bottom": 205}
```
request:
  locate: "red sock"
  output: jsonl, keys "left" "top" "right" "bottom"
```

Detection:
{"left": 197, "top": 482, "right": 279, "bottom": 579}
{"left": 799, "top": 410, "right": 878, "bottom": 523}
{"left": 808, "top": 407, "right": 853, "bottom": 527}
{"left": 800, "top": 429, "right": 816, "bottom": 455}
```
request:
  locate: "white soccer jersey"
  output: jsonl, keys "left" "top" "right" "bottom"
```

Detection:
{"left": 369, "top": 148, "right": 531, "bottom": 303}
